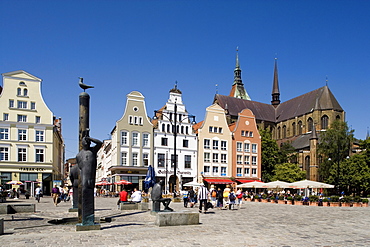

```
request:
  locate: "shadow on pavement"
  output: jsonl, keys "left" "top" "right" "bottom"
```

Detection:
{"left": 101, "top": 223, "right": 144, "bottom": 230}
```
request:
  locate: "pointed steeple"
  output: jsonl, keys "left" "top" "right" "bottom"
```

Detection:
{"left": 310, "top": 123, "right": 318, "bottom": 140}
{"left": 229, "top": 47, "right": 251, "bottom": 100}
{"left": 271, "top": 57, "right": 281, "bottom": 107}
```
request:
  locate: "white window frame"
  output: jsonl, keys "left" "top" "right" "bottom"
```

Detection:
{"left": 18, "top": 148, "right": 27, "bottom": 162}
{"left": 252, "top": 144, "right": 257, "bottom": 153}
{"left": 35, "top": 148, "right": 44, "bottom": 162}
{"left": 132, "top": 132, "right": 139, "bottom": 146}
{"left": 18, "top": 129, "right": 27, "bottom": 141}
{"left": 212, "top": 140, "right": 219, "bottom": 150}
{"left": 237, "top": 142, "right": 242, "bottom": 152}
{"left": 0, "top": 147, "right": 9, "bottom": 161}
{"left": 143, "top": 153, "right": 149, "bottom": 166}
{"left": 221, "top": 153, "right": 227, "bottom": 163}
{"left": 121, "top": 131, "right": 128, "bottom": 145}
{"left": 252, "top": 156, "right": 257, "bottom": 165}
{"left": 0, "top": 128, "right": 9, "bottom": 140}
{"left": 17, "top": 115, "right": 27, "bottom": 122}
{"left": 143, "top": 133, "right": 149, "bottom": 147}
{"left": 244, "top": 143, "right": 250, "bottom": 152}
{"left": 121, "top": 152, "right": 127, "bottom": 165}
{"left": 204, "top": 153, "right": 210, "bottom": 162}
{"left": 18, "top": 101, "right": 27, "bottom": 109}
{"left": 237, "top": 155, "right": 242, "bottom": 164}
{"left": 237, "top": 167, "right": 242, "bottom": 177}
{"left": 132, "top": 153, "right": 138, "bottom": 166}
{"left": 221, "top": 167, "right": 227, "bottom": 176}
{"left": 204, "top": 139, "right": 210, "bottom": 149}
{"left": 35, "top": 130, "right": 44, "bottom": 142}
{"left": 221, "top": 140, "right": 227, "bottom": 150}
{"left": 212, "top": 153, "right": 218, "bottom": 163}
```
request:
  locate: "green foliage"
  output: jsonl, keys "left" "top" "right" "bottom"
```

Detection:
{"left": 330, "top": 196, "right": 340, "bottom": 202}
{"left": 318, "top": 120, "right": 354, "bottom": 185}
{"left": 287, "top": 196, "right": 293, "bottom": 201}
{"left": 309, "top": 195, "right": 319, "bottom": 202}
{"left": 362, "top": 198, "right": 369, "bottom": 203}
{"left": 260, "top": 129, "right": 279, "bottom": 182}
{"left": 294, "top": 195, "right": 302, "bottom": 201}
{"left": 322, "top": 198, "right": 329, "bottom": 202}
{"left": 272, "top": 163, "right": 306, "bottom": 182}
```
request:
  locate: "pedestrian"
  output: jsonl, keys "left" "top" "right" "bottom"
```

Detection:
{"left": 63, "top": 186, "right": 69, "bottom": 202}
{"left": 228, "top": 189, "right": 236, "bottom": 210}
{"left": 223, "top": 185, "right": 231, "bottom": 209}
{"left": 51, "top": 184, "right": 60, "bottom": 206}
{"left": 198, "top": 183, "right": 209, "bottom": 214}
{"left": 217, "top": 187, "right": 223, "bottom": 209}
{"left": 182, "top": 188, "right": 189, "bottom": 208}
{"left": 35, "top": 186, "right": 42, "bottom": 203}
{"left": 131, "top": 188, "right": 142, "bottom": 203}
{"left": 236, "top": 189, "right": 243, "bottom": 208}
{"left": 209, "top": 185, "right": 217, "bottom": 207}
{"left": 69, "top": 187, "right": 73, "bottom": 207}
{"left": 59, "top": 185, "right": 65, "bottom": 201}
{"left": 118, "top": 188, "right": 128, "bottom": 209}
{"left": 188, "top": 187, "right": 195, "bottom": 208}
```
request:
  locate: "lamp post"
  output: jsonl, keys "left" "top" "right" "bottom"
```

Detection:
{"left": 154, "top": 101, "right": 195, "bottom": 198}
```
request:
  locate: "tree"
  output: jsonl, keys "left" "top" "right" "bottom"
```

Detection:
{"left": 318, "top": 120, "right": 354, "bottom": 191}
{"left": 272, "top": 163, "right": 306, "bottom": 182}
{"left": 260, "top": 129, "right": 279, "bottom": 182}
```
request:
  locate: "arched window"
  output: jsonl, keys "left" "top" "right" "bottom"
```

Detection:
{"left": 292, "top": 122, "right": 296, "bottom": 136}
{"left": 282, "top": 125, "right": 287, "bottom": 139}
{"left": 167, "top": 124, "right": 170, "bottom": 133}
{"left": 307, "top": 118, "right": 313, "bottom": 132}
{"left": 23, "top": 88, "right": 28, "bottom": 96}
{"left": 186, "top": 126, "right": 189, "bottom": 135}
{"left": 162, "top": 124, "right": 165, "bottom": 132}
{"left": 181, "top": 126, "right": 184, "bottom": 134}
{"left": 17, "top": 88, "right": 21, "bottom": 96}
{"left": 305, "top": 156, "right": 310, "bottom": 179}
{"left": 336, "top": 115, "right": 341, "bottom": 120}
{"left": 298, "top": 121, "right": 303, "bottom": 135}
{"left": 277, "top": 126, "right": 281, "bottom": 139}
{"left": 321, "top": 115, "right": 329, "bottom": 130}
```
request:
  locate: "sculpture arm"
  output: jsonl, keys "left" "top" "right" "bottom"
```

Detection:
{"left": 85, "top": 136, "right": 103, "bottom": 152}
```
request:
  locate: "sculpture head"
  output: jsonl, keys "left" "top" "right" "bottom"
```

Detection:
{"left": 81, "top": 137, "right": 91, "bottom": 149}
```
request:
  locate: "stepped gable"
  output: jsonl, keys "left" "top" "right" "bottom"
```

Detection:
{"left": 214, "top": 94, "right": 276, "bottom": 122}
{"left": 275, "top": 85, "right": 343, "bottom": 122}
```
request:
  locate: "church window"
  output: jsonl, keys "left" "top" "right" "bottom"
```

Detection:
{"left": 298, "top": 121, "right": 303, "bottom": 135}
{"left": 336, "top": 115, "right": 341, "bottom": 120}
{"left": 282, "top": 125, "right": 287, "bottom": 139}
{"left": 277, "top": 126, "right": 281, "bottom": 139}
{"left": 307, "top": 118, "right": 313, "bottom": 132}
{"left": 321, "top": 115, "right": 329, "bottom": 130}
{"left": 292, "top": 122, "right": 296, "bottom": 136}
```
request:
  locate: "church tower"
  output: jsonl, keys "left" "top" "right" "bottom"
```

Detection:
{"left": 229, "top": 48, "right": 251, "bottom": 100}
{"left": 271, "top": 58, "right": 280, "bottom": 107}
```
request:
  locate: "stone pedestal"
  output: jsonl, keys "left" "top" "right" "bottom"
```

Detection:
{"left": 76, "top": 223, "right": 101, "bottom": 231}
{"left": 152, "top": 201, "right": 160, "bottom": 212}
{"left": 0, "top": 218, "right": 4, "bottom": 235}
{"left": 154, "top": 211, "right": 199, "bottom": 226}
{"left": 69, "top": 208, "right": 78, "bottom": 212}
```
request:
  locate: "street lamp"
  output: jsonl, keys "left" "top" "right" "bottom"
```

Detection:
{"left": 153, "top": 100, "right": 196, "bottom": 197}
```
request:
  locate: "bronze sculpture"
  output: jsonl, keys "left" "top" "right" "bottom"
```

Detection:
{"left": 151, "top": 180, "right": 173, "bottom": 211}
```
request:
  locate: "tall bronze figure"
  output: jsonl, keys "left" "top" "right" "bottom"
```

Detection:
{"left": 76, "top": 134, "right": 102, "bottom": 226}
{"left": 75, "top": 78, "right": 102, "bottom": 230}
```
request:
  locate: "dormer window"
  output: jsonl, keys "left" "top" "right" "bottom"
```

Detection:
{"left": 23, "top": 88, "right": 28, "bottom": 96}
{"left": 17, "top": 88, "right": 22, "bottom": 96}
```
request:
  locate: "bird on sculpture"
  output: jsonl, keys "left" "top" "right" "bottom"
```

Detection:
{"left": 79, "top": 77, "right": 94, "bottom": 91}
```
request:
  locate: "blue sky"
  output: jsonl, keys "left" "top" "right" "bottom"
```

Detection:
{"left": 1, "top": 1, "right": 369, "bottom": 158}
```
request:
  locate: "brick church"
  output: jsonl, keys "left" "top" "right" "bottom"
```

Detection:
{"left": 213, "top": 51, "right": 345, "bottom": 181}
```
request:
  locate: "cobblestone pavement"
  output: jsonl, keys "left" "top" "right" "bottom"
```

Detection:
{"left": 1, "top": 196, "right": 369, "bottom": 246}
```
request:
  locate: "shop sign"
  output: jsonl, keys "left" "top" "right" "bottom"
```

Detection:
{"left": 19, "top": 167, "right": 46, "bottom": 172}
{"left": 157, "top": 170, "right": 191, "bottom": 175}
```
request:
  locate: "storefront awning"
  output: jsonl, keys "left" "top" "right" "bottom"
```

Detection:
{"left": 204, "top": 179, "right": 234, "bottom": 184}
{"left": 236, "top": 179, "right": 263, "bottom": 183}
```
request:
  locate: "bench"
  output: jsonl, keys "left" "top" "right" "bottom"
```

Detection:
{"left": 119, "top": 202, "right": 148, "bottom": 211}
{"left": 0, "top": 203, "right": 35, "bottom": 214}
{"left": 155, "top": 211, "right": 199, "bottom": 226}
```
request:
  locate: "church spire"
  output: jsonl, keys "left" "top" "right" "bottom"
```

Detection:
{"left": 229, "top": 47, "right": 251, "bottom": 100}
{"left": 271, "top": 57, "right": 281, "bottom": 107}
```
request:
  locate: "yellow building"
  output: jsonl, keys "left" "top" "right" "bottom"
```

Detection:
{"left": 0, "top": 71, "right": 64, "bottom": 195}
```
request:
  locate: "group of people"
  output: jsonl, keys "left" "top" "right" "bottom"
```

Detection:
{"left": 182, "top": 184, "right": 244, "bottom": 213}
{"left": 51, "top": 184, "right": 72, "bottom": 206}
{"left": 117, "top": 187, "right": 143, "bottom": 208}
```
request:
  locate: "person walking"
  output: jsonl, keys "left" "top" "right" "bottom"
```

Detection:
{"left": 198, "top": 183, "right": 209, "bottom": 214}
{"left": 182, "top": 188, "right": 189, "bottom": 208}
{"left": 236, "top": 189, "right": 243, "bottom": 208}
{"left": 188, "top": 187, "right": 195, "bottom": 208}
{"left": 228, "top": 189, "right": 236, "bottom": 210}
{"left": 51, "top": 184, "right": 60, "bottom": 206}
{"left": 223, "top": 185, "right": 231, "bottom": 209}
{"left": 35, "top": 186, "right": 42, "bottom": 203}
{"left": 217, "top": 187, "right": 223, "bottom": 209}
{"left": 209, "top": 185, "right": 217, "bottom": 207}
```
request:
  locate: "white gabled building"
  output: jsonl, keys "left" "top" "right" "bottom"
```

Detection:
{"left": 152, "top": 85, "right": 197, "bottom": 193}
{"left": 0, "top": 70, "right": 64, "bottom": 195}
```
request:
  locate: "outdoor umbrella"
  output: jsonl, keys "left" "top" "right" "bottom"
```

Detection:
{"left": 114, "top": 179, "right": 132, "bottom": 185}
{"left": 262, "top": 180, "right": 293, "bottom": 189}
{"left": 237, "top": 181, "right": 265, "bottom": 188}
{"left": 144, "top": 165, "right": 156, "bottom": 189}
{"left": 183, "top": 181, "right": 202, "bottom": 187}
{"left": 290, "top": 179, "right": 334, "bottom": 189}
{"left": 6, "top": 181, "right": 24, "bottom": 185}
{"left": 95, "top": 181, "right": 113, "bottom": 186}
